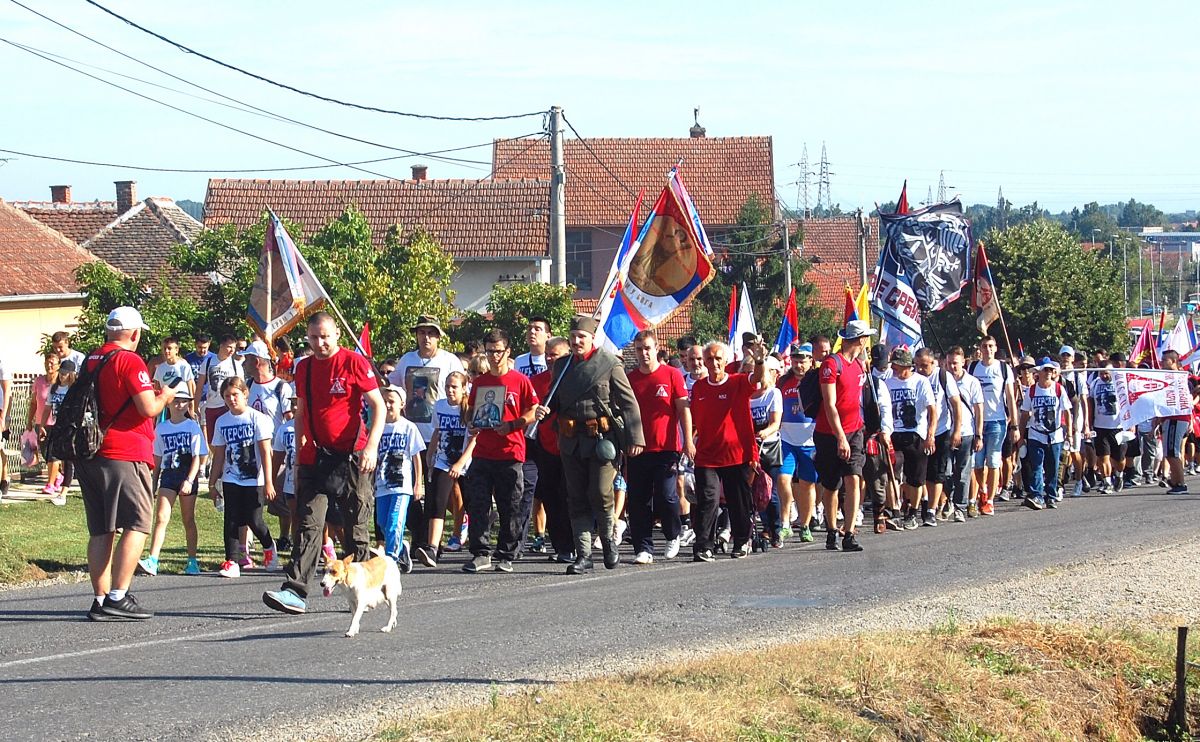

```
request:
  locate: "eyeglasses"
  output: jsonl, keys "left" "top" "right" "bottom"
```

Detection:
{"left": 485, "top": 347, "right": 509, "bottom": 356}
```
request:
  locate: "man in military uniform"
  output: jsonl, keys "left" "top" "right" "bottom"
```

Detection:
{"left": 537, "top": 315, "right": 643, "bottom": 574}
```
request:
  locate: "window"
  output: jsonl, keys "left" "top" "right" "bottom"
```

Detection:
{"left": 566, "top": 230, "right": 592, "bottom": 291}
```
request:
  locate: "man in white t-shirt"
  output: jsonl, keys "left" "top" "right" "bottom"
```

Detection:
{"left": 1088, "top": 360, "right": 1126, "bottom": 493}
{"left": 946, "top": 346, "right": 984, "bottom": 520}
{"left": 197, "top": 334, "right": 244, "bottom": 444}
{"left": 1020, "top": 358, "right": 1074, "bottom": 509}
{"left": 151, "top": 337, "right": 196, "bottom": 402}
{"left": 1058, "top": 346, "right": 1090, "bottom": 497}
{"left": 915, "top": 348, "right": 961, "bottom": 526}
{"left": 969, "top": 336, "right": 1017, "bottom": 515}
{"left": 387, "top": 316, "right": 465, "bottom": 553}
{"left": 882, "top": 347, "right": 936, "bottom": 531}
{"left": 514, "top": 316, "right": 550, "bottom": 378}
{"left": 51, "top": 331, "right": 86, "bottom": 370}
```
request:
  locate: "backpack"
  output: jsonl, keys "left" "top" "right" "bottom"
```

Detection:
{"left": 46, "top": 349, "right": 134, "bottom": 462}
{"left": 968, "top": 359, "right": 1011, "bottom": 385}
{"left": 798, "top": 367, "right": 823, "bottom": 419}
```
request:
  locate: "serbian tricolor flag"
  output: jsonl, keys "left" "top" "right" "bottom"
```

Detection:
{"left": 1130, "top": 319, "right": 1157, "bottom": 368}
{"left": 728, "top": 282, "right": 758, "bottom": 360}
{"left": 972, "top": 241, "right": 1001, "bottom": 336}
{"left": 247, "top": 210, "right": 329, "bottom": 342}
{"left": 595, "top": 167, "right": 715, "bottom": 352}
{"left": 772, "top": 287, "right": 799, "bottom": 356}
{"left": 357, "top": 323, "right": 373, "bottom": 359}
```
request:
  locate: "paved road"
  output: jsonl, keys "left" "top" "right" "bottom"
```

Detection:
{"left": 0, "top": 483, "right": 1195, "bottom": 741}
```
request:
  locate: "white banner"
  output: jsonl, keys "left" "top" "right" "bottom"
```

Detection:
{"left": 1108, "top": 368, "right": 1191, "bottom": 430}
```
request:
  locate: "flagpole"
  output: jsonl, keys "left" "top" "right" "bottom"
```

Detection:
{"left": 978, "top": 241, "right": 1017, "bottom": 361}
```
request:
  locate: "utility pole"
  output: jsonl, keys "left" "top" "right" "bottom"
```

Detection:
{"left": 781, "top": 218, "right": 792, "bottom": 299}
{"left": 549, "top": 105, "right": 567, "bottom": 286}
{"left": 1139, "top": 239, "right": 1145, "bottom": 314}
{"left": 856, "top": 208, "right": 868, "bottom": 286}
{"left": 1122, "top": 237, "right": 1129, "bottom": 313}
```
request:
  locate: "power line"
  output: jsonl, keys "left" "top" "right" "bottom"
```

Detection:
{"left": 560, "top": 114, "right": 640, "bottom": 199}
{"left": 410, "top": 134, "right": 550, "bottom": 224}
{"left": 83, "top": 0, "right": 547, "bottom": 123}
{"left": 5, "top": 1, "right": 495, "bottom": 167}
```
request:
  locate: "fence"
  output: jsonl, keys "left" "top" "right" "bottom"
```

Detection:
{"left": 3, "top": 374, "right": 43, "bottom": 483}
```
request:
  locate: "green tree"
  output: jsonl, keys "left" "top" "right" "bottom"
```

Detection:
{"left": 1067, "top": 201, "right": 1121, "bottom": 242}
{"left": 925, "top": 220, "right": 1126, "bottom": 355}
{"left": 72, "top": 262, "right": 204, "bottom": 354}
{"left": 1118, "top": 198, "right": 1167, "bottom": 229}
{"left": 485, "top": 281, "right": 576, "bottom": 344}
{"left": 690, "top": 195, "right": 834, "bottom": 346}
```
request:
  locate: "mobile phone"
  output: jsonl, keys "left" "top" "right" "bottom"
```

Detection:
{"left": 168, "top": 377, "right": 184, "bottom": 389}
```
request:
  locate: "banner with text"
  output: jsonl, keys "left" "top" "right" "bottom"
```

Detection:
{"left": 1110, "top": 367, "right": 1191, "bottom": 430}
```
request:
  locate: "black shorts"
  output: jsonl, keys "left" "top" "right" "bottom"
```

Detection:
{"left": 425, "top": 468, "right": 465, "bottom": 518}
{"left": 813, "top": 429, "right": 865, "bottom": 491}
{"left": 1094, "top": 428, "right": 1126, "bottom": 459}
{"left": 925, "top": 431, "right": 954, "bottom": 484}
{"left": 891, "top": 432, "right": 928, "bottom": 487}
{"left": 77, "top": 457, "right": 154, "bottom": 536}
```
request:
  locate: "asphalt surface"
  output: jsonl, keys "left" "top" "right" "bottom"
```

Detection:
{"left": 0, "top": 482, "right": 1196, "bottom": 741}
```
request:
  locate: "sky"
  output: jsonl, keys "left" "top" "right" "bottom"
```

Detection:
{"left": 2, "top": 0, "right": 1198, "bottom": 214}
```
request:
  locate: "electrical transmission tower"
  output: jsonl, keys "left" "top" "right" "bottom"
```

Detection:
{"left": 996, "top": 186, "right": 1007, "bottom": 229}
{"left": 794, "top": 144, "right": 813, "bottom": 217}
{"left": 925, "top": 185, "right": 934, "bottom": 206}
{"left": 816, "top": 142, "right": 831, "bottom": 213}
{"left": 937, "top": 171, "right": 947, "bottom": 203}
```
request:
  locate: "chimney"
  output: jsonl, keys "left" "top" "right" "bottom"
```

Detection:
{"left": 411, "top": 164, "right": 428, "bottom": 181}
{"left": 50, "top": 185, "right": 71, "bottom": 204}
{"left": 115, "top": 180, "right": 137, "bottom": 213}
{"left": 689, "top": 106, "right": 706, "bottom": 138}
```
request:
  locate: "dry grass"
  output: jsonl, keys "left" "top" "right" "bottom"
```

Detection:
{"left": 383, "top": 619, "right": 1200, "bottom": 742}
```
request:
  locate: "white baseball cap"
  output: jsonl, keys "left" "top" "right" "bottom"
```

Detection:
{"left": 105, "top": 306, "right": 149, "bottom": 332}
{"left": 237, "top": 340, "right": 271, "bottom": 360}
{"left": 763, "top": 356, "right": 784, "bottom": 373}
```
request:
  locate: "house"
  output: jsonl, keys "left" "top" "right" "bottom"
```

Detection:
{"left": 203, "top": 169, "right": 551, "bottom": 312}
{"left": 791, "top": 217, "right": 881, "bottom": 315}
{"left": 81, "top": 195, "right": 209, "bottom": 298}
{"left": 13, "top": 182, "right": 131, "bottom": 245}
{"left": 492, "top": 127, "right": 774, "bottom": 298}
{"left": 0, "top": 200, "right": 99, "bottom": 373}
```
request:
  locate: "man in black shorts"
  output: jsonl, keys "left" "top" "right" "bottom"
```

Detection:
{"left": 881, "top": 347, "right": 937, "bottom": 530}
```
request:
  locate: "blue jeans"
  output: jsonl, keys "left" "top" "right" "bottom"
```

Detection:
{"left": 375, "top": 492, "right": 412, "bottom": 561}
{"left": 1026, "top": 439, "right": 1063, "bottom": 502}
{"left": 974, "top": 420, "right": 1007, "bottom": 469}
{"left": 952, "top": 435, "right": 974, "bottom": 509}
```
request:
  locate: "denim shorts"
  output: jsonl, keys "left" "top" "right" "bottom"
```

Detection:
{"left": 974, "top": 420, "right": 1007, "bottom": 469}
{"left": 782, "top": 442, "right": 818, "bottom": 483}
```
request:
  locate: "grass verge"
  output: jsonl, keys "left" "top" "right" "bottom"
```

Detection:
{"left": 0, "top": 489, "right": 229, "bottom": 583}
{"left": 385, "top": 620, "right": 1200, "bottom": 741}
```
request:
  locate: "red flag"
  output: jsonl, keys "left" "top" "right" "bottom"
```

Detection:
{"left": 1156, "top": 307, "right": 1167, "bottom": 366}
{"left": 843, "top": 285, "right": 857, "bottom": 324}
{"left": 726, "top": 283, "right": 738, "bottom": 342}
{"left": 358, "top": 322, "right": 373, "bottom": 359}
{"left": 895, "top": 180, "right": 909, "bottom": 215}
{"left": 1130, "top": 320, "right": 1157, "bottom": 368}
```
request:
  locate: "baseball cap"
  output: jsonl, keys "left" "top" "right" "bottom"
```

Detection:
{"left": 59, "top": 359, "right": 77, "bottom": 373}
{"left": 1016, "top": 355, "right": 1037, "bottom": 369}
{"left": 838, "top": 319, "right": 877, "bottom": 340}
{"left": 237, "top": 340, "right": 271, "bottom": 360}
{"left": 763, "top": 356, "right": 784, "bottom": 373}
{"left": 889, "top": 347, "right": 914, "bottom": 367}
{"left": 105, "top": 306, "right": 149, "bottom": 332}
{"left": 1038, "top": 357, "right": 1060, "bottom": 371}
{"left": 741, "top": 331, "right": 759, "bottom": 344}
{"left": 1058, "top": 345, "right": 1075, "bottom": 357}
{"left": 790, "top": 342, "right": 812, "bottom": 357}
{"left": 382, "top": 383, "right": 406, "bottom": 404}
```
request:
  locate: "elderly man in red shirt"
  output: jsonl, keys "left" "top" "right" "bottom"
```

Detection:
{"left": 689, "top": 339, "right": 765, "bottom": 562}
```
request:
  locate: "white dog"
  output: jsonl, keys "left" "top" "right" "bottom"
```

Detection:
{"left": 319, "top": 548, "right": 402, "bottom": 637}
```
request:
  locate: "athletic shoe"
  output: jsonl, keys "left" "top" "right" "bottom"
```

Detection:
{"left": 799, "top": 526, "right": 814, "bottom": 543}
{"left": 218, "top": 560, "right": 240, "bottom": 578}
{"left": 778, "top": 526, "right": 792, "bottom": 541}
{"left": 980, "top": 499, "right": 995, "bottom": 516}
{"left": 634, "top": 551, "right": 654, "bottom": 565}
{"left": 414, "top": 545, "right": 438, "bottom": 568}
{"left": 903, "top": 513, "right": 919, "bottom": 530}
{"left": 921, "top": 512, "right": 937, "bottom": 528}
{"left": 51, "top": 490, "right": 68, "bottom": 506}
{"left": 1158, "top": 478, "right": 1169, "bottom": 489}
{"left": 1168, "top": 485, "right": 1189, "bottom": 495}
{"left": 693, "top": 549, "right": 715, "bottom": 563}
{"left": 529, "top": 535, "right": 547, "bottom": 554}
{"left": 717, "top": 527, "right": 732, "bottom": 549}
{"left": 664, "top": 537, "right": 681, "bottom": 560}
{"left": 771, "top": 536, "right": 783, "bottom": 549}
{"left": 263, "top": 547, "right": 281, "bottom": 572}
{"left": 1044, "top": 497, "right": 1058, "bottom": 509}
{"left": 53, "top": 472, "right": 64, "bottom": 489}
{"left": 810, "top": 516, "right": 823, "bottom": 532}
{"left": 614, "top": 519, "right": 628, "bottom": 544}
{"left": 262, "top": 588, "right": 306, "bottom": 615}
{"left": 730, "top": 546, "right": 748, "bottom": 559}
{"left": 1122, "top": 475, "right": 1136, "bottom": 490}
{"left": 967, "top": 504, "right": 979, "bottom": 518}
{"left": 444, "top": 536, "right": 463, "bottom": 553}
{"left": 1097, "top": 484, "right": 1110, "bottom": 495}
{"left": 854, "top": 509, "right": 864, "bottom": 528}
{"left": 275, "top": 536, "right": 292, "bottom": 553}
{"left": 136, "top": 556, "right": 159, "bottom": 576}
{"left": 1021, "top": 497, "right": 1044, "bottom": 511}
{"left": 88, "top": 600, "right": 127, "bottom": 622}
{"left": 994, "top": 490, "right": 1010, "bottom": 502}
{"left": 100, "top": 594, "right": 153, "bottom": 620}
{"left": 396, "top": 548, "right": 413, "bottom": 574}
{"left": 462, "top": 554, "right": 491, "bottom": 573}
{"left": 493, "top": 559, "right": 513, "bottom": 573}
{"left": 953, "top": 508, "right": 966, "bottom": 523}
{"left": 841, "top": 532, "right": 864, "bottom": 552}
{"left": 886, "top": 517, "right": 903, "bottom": 531}
{"left": 41, "top": 483, "right": 59, "bottom": 496}
{"left": 825, "top": 530, "right": 839, "bottom": 551}
{"left": 1072, "top": 480, "right": 1084, "bottom": 498}
{"left": 184, "top": 557, "right": 201, "bottom": 575}
{"left": 237, "top": 553, "right": 253, "bottom": 569}
{"left": 679, "top": 525, "right": 696, "bottom": 547}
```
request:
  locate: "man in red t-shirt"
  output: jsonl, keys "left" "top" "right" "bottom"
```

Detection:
{"left": 689, "top": 339, "right": 764, "bottom": 561}
{"left": 627, "top": 329, "right": 693, "bottom": 563}
{"left": 529, "top": 337, "right": 574, "bottom": 563}
{"left": 461, "top": 329, "right": 539, "bottom": 574}
{"left": 79, "top": 307, "right": 178, "bottom": 622}
{"left": 264, "top": 312, "right": 385, "bottom": 616}
{"left": 814, "top": 319, "right": 875, "bottom": 553}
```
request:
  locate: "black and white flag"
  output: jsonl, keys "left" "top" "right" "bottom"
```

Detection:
{"left": 878, "top": 200, "right": 973, "bottom": 312}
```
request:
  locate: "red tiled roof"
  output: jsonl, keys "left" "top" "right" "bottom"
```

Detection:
{"left": 792, "top": 216, "right": 881, "bottom": 266}
{"left": 572, "top": 298, "right": 693, "bottom": 346}
{"left": 13, "top": 201, "right": 118, "bottom": 244}
{"left": 494, "top": 136, "right": 773, "bottom": 227}
{"left": 0, "top": 200, "right": 98, "bottom": 296}
{"left": 82, "top": 198, "right": 209, "bottom": 298}
{"left": 804, "top": 260, "right": 861, "bottom": 316}
{"left": 204, "top": 178, "right": 550, "bottom": 259}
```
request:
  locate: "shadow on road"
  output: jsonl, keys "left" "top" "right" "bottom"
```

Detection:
{"left": 0, "top": 674, "right": 549, "bottom": 687}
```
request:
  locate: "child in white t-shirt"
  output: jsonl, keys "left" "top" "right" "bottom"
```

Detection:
{"left": 271, "top": 406, "right": 297, "bottom": 550}
{"left": 375, "top": 385, "right": 425, "bottom": 572}
{"left": 208, "top": 377, "right": 277, "bottom": 578}
{"left": 139, "top": 390, "right": 204, "bottom": 576}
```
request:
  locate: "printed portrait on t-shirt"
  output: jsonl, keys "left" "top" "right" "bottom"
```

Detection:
{"left": 404, "top": 367, "right": 439, "bottom": 424}
{"left": 1095, "top": 382, "right": 1118, "bottom": 417}
{"left": 228, "top": 439, "right": 258, "bottom": 481}
{"left": 471, "top": 386, "right": 504, "bottom": 429}
{"left": 1033, "top": 395, "right": 1059, "bottom": 433}
{"left": 381, "top": 451, "right": 407, "bottom": 490}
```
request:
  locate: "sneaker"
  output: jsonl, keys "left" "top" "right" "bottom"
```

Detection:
{"left": 1044, "top": 497, "right": 1058, "bottom": 509}
{"left": 664, "top": 537, "right": 681, "bottom": 560}
{"left": 903, "top": 513, "right": 919, "bottom": 531}
{"left": 921, "top": 512, "right": 937, "bottom": 528}
{"left": 263, "top": 547, "right": 281, "bottom": 572}
{"left": 953, "top": 508, "right": 966, "bottom": 523}
{"left": 771, "top": 536, "right": 783, "bottom": 549}
{"left": 53, "top": 472, "right": 64, "bottom": 489}
{"left": 184, "top": 557, "right": 201, "bottom": 575}
{"left": 1023, "top": 496, "right": 1045, "bottom": 510}
{"left": 730, "top": 546, "right": 748, "bottom": 559}
{"left": 778, "top": 526, "right": 792, "bottom": 541}
{"left": 136, "top": 556, "right": 159, "bottom": 576}
{"left": 444, "top": 536, "right": 463, "bottom": 553}
{"left": 1158, "top": 478, "right": 1169, "bottom": 489}
{"left": 275, "top": 536, "right": 292, "bottom": 553}
{"left": 810, "top": 516, "right": 823, "bottom": 532}
{"left": 219, "top": 560, "right": 240, "bottom": 578}
{"left": 397, "top": 548, "right": 413, "bottom": 574}
{"left": 414, "top": 545, "right": 438, "bottom": 568}
{"left": 1122, "top": 475, "right": 1135, "bottom": 490}
{"left": 886, "top": 518, "right": 903, "bottom": 531}
{"left": 994, "top": 490, "right": 1010, "bottom": 502}
{"left": 262, "top": 588, "right": 306, "bottom": 615}
{"left": 692, "top": 549, "right": 715, "bottom": 563}
{"left": 41, "top": 483, "right": 59, "bottom": 496}
{"left": 717, "top": 527, "right": 732, "bottom": 548}
{"left": 493, "top": 559, "right": 513, "bottom": 573}
{"left": 841, "top": 532, "right": 863, "bottom": 552}
{"left": 825, "top": 530, "right": 839, "bottom": 551}
{"left": 1097, "top": 483, "right": 1110, "bottom": 495}
{"left": 100, "top": 594, "right": 153, "bottom": 620}
{"left": 1168, "top": 485, "right": 1189, "bottom": 495}
{"left": 799, "top": 526, "right": 814, "bottom": 543}
{"left": 529, "top": 535, "right": 547, "bottom": 554}
{"left": 967, "top": 504, "right": 979, "bottom": 518}
{"left": 854, "top": 509, "right": 864, "bottom": 528}
{"left": 634, "top": 551, "right": 653, "bottom": 565}
{"left": 237, "top": 553, "right": 253, "bottom": 569}
{"left": 1072, "top": 480, "right": 1084, "bottom": 498}
{"left": 462, "top": 554, "right": 491, "bottom": 573}
{"left": 679, "top": 525, "right": 696, "bottom": 547}
{"left": 980, "top": 499, "right": 995, "bottom": 516}
{"left": 88, "top": 600, "right": 127, "bottom": 622}
{"left": 614, "top": 519, "right": 628, "bottom": 544}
